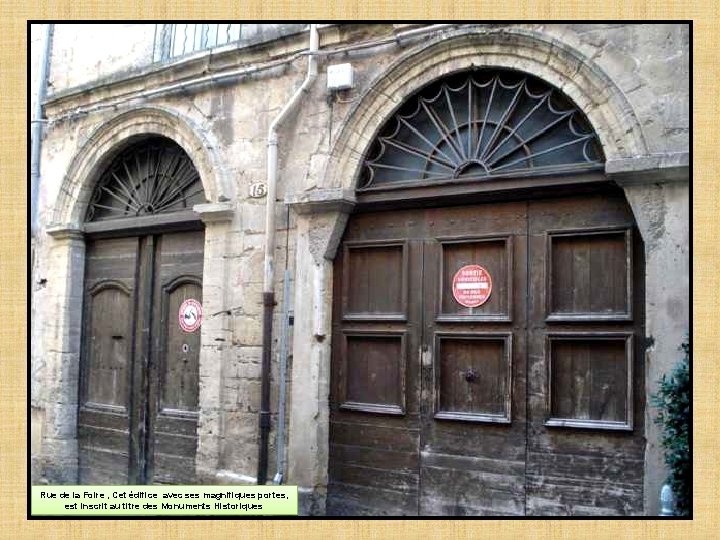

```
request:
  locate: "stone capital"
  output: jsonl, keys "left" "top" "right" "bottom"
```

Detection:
{"left": 607, "top": 152, "right": 690, "bottom": 185}
{"left": 285, "top": 188, "right": 356, "bottom": 215}
{"left": 193, "top": 201, "right": 236, "bottom": 223}
{"left": 46, "top": 226, "right": 84, "bottom": 241}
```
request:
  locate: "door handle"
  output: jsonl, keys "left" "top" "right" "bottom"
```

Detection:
{"left": 464, "top": 368, "right": 478, "bottom": 382}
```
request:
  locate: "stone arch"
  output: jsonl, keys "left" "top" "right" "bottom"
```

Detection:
{"left": 324, "top": 26, "right": 650, "bottom": 192}
{"left": 51, "top": 105, "right": 234, "bottom": 229}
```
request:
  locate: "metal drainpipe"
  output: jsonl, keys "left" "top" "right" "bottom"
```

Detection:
{"left": 258, "top": 23, "right": 319, "bottom": 485}
{"left": 31, "top": 23, "right": 54, "bottom": 239}
{"left": 272, "top": 267, "right": 291, "bottom": 484}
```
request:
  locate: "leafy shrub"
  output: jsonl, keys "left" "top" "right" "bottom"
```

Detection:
{"left": 652, "top": 336, "right": 691, "bottom": 516}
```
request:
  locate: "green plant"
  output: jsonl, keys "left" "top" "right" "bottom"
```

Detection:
{"left": 652, "top": 336, "right": 691, "bottom": 516}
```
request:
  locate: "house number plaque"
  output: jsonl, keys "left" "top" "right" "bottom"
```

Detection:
{"left": 249, "top": 182, "right": 267, "bottom": 198}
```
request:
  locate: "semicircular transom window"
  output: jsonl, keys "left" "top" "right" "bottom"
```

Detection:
{"left": 359, "top": 70, "right": 605, "bottom": 190}
{"left": 86, "top": 137, "right": 205, "bottom": 222}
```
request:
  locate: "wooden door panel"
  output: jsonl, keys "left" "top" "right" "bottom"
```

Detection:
{"left": 525, "top": 474, "right": 643, "bottom": 516}
{"left": 438, "top": 237, "right": 513, "bottom": 321}
{"left": 79, "top": 237, "right": 138, "bottom": 484}
{"left": 547, "top": 229, "right": 632, "bottom": 320}
{"left": 546, "top": 333, "right": 633, "bottom": 428}
{"left": 148, "top": 230, "right": 204, "bottom": 484}
{"left": 160, "top": 279, "right": 202, "bottom": 412}
{"left": 327, "top": 482, "right": 420, "bottom": 516}
{"left": 82, "top": 237, "right": 139, "bottom": 283}
{"left": 419, "top": 461, "right": 526, "bottom": 516}
{"left": 419, "top": 202, "right": 528, "bottom": 516}
{"left": 340, "top": 332, "right": 406, "bottom": 414}
{"left": 329, "top": 460, "right": 419, "bottom": 493}
{"left": 342, "top": 242, "right": 408, "bottom": 320}
{"left": 330, "top": 421, "right": 419, "bottom": 452}
{"left": 526, "top": 192, "right": 645, "bottom": 516}
{"left": 77, "top": 446, "right": 133, "bottom": 485}
{"left": 84, "top": 283, "right": 132, "bottom": 407}
{"left": 80, "top": 229, "right": 204, "bottom": 486}
{"left": 328, "top": 209, "right": 424, "bottom": 516}
{"left": 434, "top": 333, "right": 512, "bottom": 422}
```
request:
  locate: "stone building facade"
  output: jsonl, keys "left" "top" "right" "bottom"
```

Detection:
{"left": 30, "top": 23, "right": 689, "bottom": 516}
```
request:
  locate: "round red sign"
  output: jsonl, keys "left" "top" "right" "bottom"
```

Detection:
{"left": 452, "top": 265, "right": 493, "bottom": 308}
{"left": 178, "top": 298, "right": 203, "bottom": 333}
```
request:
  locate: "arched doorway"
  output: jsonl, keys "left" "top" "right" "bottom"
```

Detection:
{"left": 327, "top": 70, "right": 645, "bottom": 515}
{"left": 78, "top": 136, "right": 206, "bottom": 485}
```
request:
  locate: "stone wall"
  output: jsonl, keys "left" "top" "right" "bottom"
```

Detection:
{"left": 49, "top": 24, "right": 155, "bottom": 92}
{"left": 547, "top": 23, "right": 689, "bottom": 155}
{"left": 31, "top": 23, "right": 689, "bottom": 514}
{"left": 46, "top": 23, "right": 309, "bottom": 95}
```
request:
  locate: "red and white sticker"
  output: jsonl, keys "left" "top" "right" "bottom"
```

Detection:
{"left": 178, "top": 298, "right": 203, "bottom": 333}
{"left": 452, "top": 265, "right": 493, "bottom": 308}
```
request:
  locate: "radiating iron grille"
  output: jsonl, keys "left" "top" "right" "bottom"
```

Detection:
{"left": 153, "top": 24, "right": 242, "bottom": 62}
{"left": 86, "top": 138, "right": 205, "bottom": 222}
{"left": 359, "top": 71, "right": 605, "bottom": 190}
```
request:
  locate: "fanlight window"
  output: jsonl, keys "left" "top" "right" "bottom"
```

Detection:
{"left": 359, "top": 70, "right": 605, "bottom": 190}
{"left": 86, "top": 138, "right": 205, "bottom": 222}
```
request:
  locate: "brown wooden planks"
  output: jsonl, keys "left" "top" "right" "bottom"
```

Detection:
{"left": 419, "top": 463, "right": 525, "bottom": 516}
{"left": 78, "top": 447, "right": 130, "bottom": 485}
{"left": 152, "top": 453, "right": 197, "bottom": 484}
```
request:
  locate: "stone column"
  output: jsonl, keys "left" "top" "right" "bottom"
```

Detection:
{"left": 608, "top": 152, "right": 690, "bottom": 515}
{"left": 192, "top": 202, "right": 237, "bottom": 483}
{"left": 41, "top": 227, "right": 86, "bottom": 484}
{"left": 285, "top": 189, "right": 354, "bottom": 515}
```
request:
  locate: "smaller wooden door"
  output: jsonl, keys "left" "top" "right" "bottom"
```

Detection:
{"left": 78, "top": 229, "right": 204, "bottom": 484}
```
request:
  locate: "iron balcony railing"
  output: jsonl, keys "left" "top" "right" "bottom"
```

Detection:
{"left": 153, "top": 24, "right": 243, "bottom": 62}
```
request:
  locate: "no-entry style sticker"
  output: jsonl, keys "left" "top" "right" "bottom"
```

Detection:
{"left": 452, "top": 265, "right": 492, "bottom": 308}
{"left": 178, "top": 298, "right": 203, "bottom": 333}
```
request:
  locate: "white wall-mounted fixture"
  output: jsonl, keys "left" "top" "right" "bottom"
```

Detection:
{"left": 327, "top": 63, "right": 354, "bottom": 91}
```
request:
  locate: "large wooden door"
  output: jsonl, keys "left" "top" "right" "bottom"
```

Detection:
{"left": 78, "top": 229, "right": 204, "bottom": 484}
{"left": 328, "top": 190, "right": 644, "bottom": 516}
